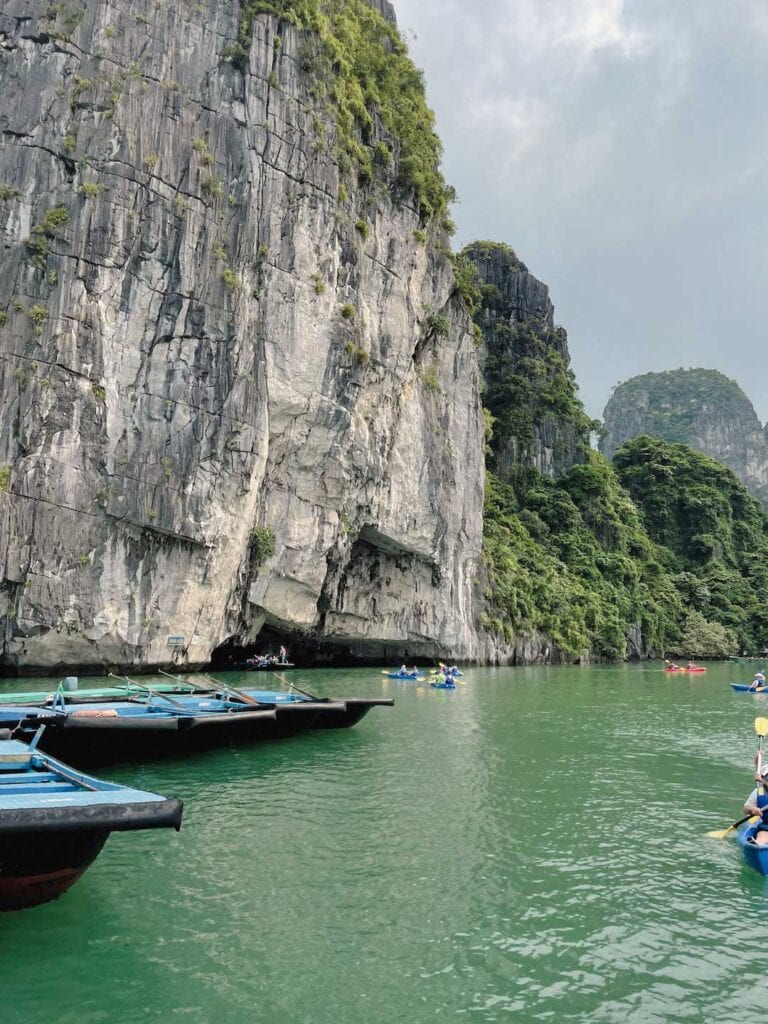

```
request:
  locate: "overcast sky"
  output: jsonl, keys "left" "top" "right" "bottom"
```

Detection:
{"left": 394, "top": 0, "right": 768, "bottom": 422}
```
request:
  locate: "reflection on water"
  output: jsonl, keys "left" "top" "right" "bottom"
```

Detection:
{"left": 1, "top": 663, "right": 765, "bottom": 1023}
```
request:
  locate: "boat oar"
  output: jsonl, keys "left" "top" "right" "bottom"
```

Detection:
{"left": 109, "top": 672, "right": 189, "bottom": 710}
{"left": 158, "top": 668, "right": 263, "bottom": 707}
{"left": 198, "top": 673, "right": 264, "bottom": 707}
{"left": 272, "top": 672, "right": 325, "bottom": 702}
{"left": 707, "top": 717, "right": 768, "bottom": 838}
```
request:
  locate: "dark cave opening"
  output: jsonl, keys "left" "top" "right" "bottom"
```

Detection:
{"left": 209, "top": 628, "right": 442, "bottom": 670}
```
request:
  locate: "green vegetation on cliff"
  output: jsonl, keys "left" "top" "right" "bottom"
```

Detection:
{"left": 473, "top": 246, "right": 767, "bottom": 659}
{"left": 484, "top": 431, "right": 768, "bottom": 658}
{"left": 239, "top": 1, "right": 452, "bottom": 219}
{"left": 614, "top": 436, "right": 768, "bottom": 654}
{"left": 604, "top": 368, "right": 757, "bottom": 447}
{"left": 483, "top": 457, "right": 680, "bottom": 658}
{"left": 484, "top": 327, "right": 596, "bottom": 465}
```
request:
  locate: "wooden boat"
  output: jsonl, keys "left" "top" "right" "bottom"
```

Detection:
{"left": 0, "top": 680, "right": 204, "bottom": 706}
{"left": 8, "top": 694, "right": 316, "bottom": 767}
{"left": 245, "top": 661, "right": 295, "bottom": 671}
{"left": 238, "top": 688, "right": 394, "bottom": 729}
{"left": 0, "top": 731, "right": 181, "bottom": 910}
{"left": 737, "top": 821, "right": 768, "bottom": 875}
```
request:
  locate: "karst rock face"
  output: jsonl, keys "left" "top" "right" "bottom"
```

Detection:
{"left": 466, "top": 241, "right": 590, "bottom": 482}
{"left": 601, "top": 369, "right": 768, "bottom": 508}
{"left": 0, "top": 0, "right": 486, "bottom": 671}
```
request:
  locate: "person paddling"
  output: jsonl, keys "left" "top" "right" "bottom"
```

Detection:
{"left": 743, "top": 767, "right": 768, "bottom": 845}
{"left": 749, "top": 672, "right": 766, "bottom": 692}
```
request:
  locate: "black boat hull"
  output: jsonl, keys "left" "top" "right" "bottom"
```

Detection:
{"left": 309, "top": 698, "right": 395, "bottom": 729}
{"left": 0, "top": 828, "right": 109, "bottom": 910}
{"left": 16, "top": 704, "right": 324, "bottom": 767}
{"left": 0, "top": 798, "right": 182, "bottom": 911}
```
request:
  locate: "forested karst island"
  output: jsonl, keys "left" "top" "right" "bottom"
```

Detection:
{"left": 602, "top": 369, "right": 768, "bottom": 508}
{"left": 0, "top": 0, "right": 764, "bottom": 671}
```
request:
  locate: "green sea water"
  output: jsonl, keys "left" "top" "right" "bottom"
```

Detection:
{"left": 1, "top": 662, "right": 767, "bottom": 1023}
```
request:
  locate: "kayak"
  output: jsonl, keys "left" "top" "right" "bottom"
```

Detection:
{"left": 386, "top": 672, "right": 423, "bottom": 680}
{"left": 731, "top": 684, "right": 768, "bottom": 693}
{"left": 665, "top": 667, "right": 706, "bottom": 674}
{"left": 430, "top": 682, "right": 456, "bottom": 690}
{"left": 737, "top": 822, "right": 768, "bottom": 875}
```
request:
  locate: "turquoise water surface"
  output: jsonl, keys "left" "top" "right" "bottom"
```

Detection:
{"left": 1, "top": 663, "right": 766, "bottom": 1023}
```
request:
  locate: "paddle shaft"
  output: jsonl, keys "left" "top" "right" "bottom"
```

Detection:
{"left": 723, "top": 813, "right": 754, "bottom": 837}
{"left": 158, "top": 669, "right": 262, "bottom": 707}
{"left": 272, "top": 672, "right": 323, "bottom": 702}
{"left": 111, "top": 672, "right": 189, "bottom": 710}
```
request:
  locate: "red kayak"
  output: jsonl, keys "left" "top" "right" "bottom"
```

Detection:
{"left": 665, "top": 666, "right": 706, "bottom": 674}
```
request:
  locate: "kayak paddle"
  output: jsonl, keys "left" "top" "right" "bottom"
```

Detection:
{"left": 707, "top": 717, "right": 768, "bottom": 838}
{"left": 707, "top": 813, "right": 757, "bottom": 840}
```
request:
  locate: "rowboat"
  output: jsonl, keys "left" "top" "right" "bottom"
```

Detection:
{"left": 7, "top": 695, "right": 309, "bottom": 767}
{"left": 1, "top": 677, "right": 393, "bottom": 764}
{"left": 731, "top": 684, "right": 768, "bottom": 693}
{"left": 0, "top": 732, "right": 181, "bottom": 910}
{"left": 239, "top": 688, "right": 394, "bottom": 729}
{"left": 737, "top": 821, "right": 768, "bottom": 875}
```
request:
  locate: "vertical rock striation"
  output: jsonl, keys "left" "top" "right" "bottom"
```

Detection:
{"left": 0, "top": 0, "right": 485, "bottom": 671}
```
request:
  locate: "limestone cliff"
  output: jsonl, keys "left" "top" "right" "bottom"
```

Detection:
{"left": 464, "top": 241, "right": 592, "bottom": 481}
{"left": 601, "top": 369, "right": 768, "bottom": 508}
{"left": 0, "top": 0, "right": 485, "bottom": 672}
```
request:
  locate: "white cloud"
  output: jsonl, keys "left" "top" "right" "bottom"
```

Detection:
{"left": 492, "top": 0, "right": 648, "bottom": 65}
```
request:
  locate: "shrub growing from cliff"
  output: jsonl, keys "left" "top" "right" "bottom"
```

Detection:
{"left": 238, "top": 0, "right": 452, "bottom": 219}
{"left": 250, "top": 527, "right": 276, "bottom": 570}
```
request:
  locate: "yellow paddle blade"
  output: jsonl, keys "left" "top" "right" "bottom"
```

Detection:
{"left": 755, "top": 717, "right": 768, "bottom": 737}
{"left": 707, "top": 815, "right": 759, "bottom": 839}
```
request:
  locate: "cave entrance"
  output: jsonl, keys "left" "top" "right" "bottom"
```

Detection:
{"left": 209, "top": 629, "right": 441, "bottom": 669}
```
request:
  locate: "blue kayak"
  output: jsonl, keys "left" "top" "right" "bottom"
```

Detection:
{"left": 731, "top": 684, "right": 768, "bottom": 693}
{"left": 386, "top": 672, "right": 423, "bottom": 680}
{"left": 737, "top": 822, "right": 768, "bottom": 875}
{"left": 430, "top": 682, "right": 456, "bottom": 690}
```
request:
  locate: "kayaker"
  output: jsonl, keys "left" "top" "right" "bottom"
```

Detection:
{"left": 749, "top": 672, "right": 767, "bottom": 692}
{"left": 686, "top": 660, "right": 698, "bottom": 670}
{"left": 400, "top": 664, "right": 408, "bottom": 674}
{"left": 743, "top": 768, "right": 768, "bottom": 845}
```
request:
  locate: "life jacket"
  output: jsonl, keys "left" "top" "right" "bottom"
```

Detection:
{"left": 756, "top": 784, "right": 768, "bottom": 824}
